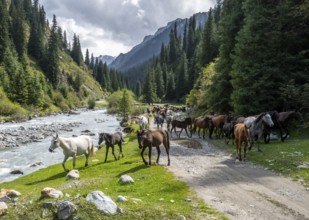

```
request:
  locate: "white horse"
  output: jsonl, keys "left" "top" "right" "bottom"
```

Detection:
{"left": 244, "top": 112, "right": 274, "bottom": 152}
{"left": 49, "top": 134, "right": 95, "bottom": 172}
{"left": 137, "top": 115, "right": 149, "bottom": 130}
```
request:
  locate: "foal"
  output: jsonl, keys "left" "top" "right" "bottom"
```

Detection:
{"left": 98, "top": 132, "right": 125, "bottom": 162}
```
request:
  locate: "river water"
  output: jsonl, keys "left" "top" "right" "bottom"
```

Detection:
{"left": 0, "top": 109, "right": 120, "bottom": 183}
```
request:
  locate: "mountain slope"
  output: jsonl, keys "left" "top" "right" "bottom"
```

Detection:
{"left": 109, "top": 12, "right": 207, "bottom": 73}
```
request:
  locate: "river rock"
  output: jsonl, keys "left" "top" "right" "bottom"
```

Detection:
{"left": 66, "top": 170, "right": 80, "bottom": 180}
{"left": 86, "top": 191, "right": 117, "bottom": 214}
{"left": 117, "top": 195, "right": 127, "bottom": 202}
{"left": 57, "top": 200, "right": 77, "bottom": 220}
{"left": 119, "top": 174, "right": 134, "bottom": 184}
{"left": 10, "top": 170, "right": 24, "bottom": 175}
{"left": 0, "top": 202, "right": 8, "bottom": 216}
{"left": 41, "top": 187, "right": 63, "bottom": 199}
{"left": 0, "top": 189, "right": 21, "bottom": 198}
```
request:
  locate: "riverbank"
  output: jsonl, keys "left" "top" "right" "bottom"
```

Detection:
{"left": 0, "top": 108, "right": 121, "bottom": 183}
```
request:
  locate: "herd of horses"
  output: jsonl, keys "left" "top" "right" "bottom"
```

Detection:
{"left": 49, "top": 105, "right": 304, "bottom": 172}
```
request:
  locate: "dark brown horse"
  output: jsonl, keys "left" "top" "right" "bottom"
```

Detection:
{"left": 209, "top": 115, "right": 229, "bottom": 139}
{"left": 170, "top": 117, "right": 192, "bottom": 138}
{"left": 137, "top": 129, "right": 170, "bottom": 166}
{"left": 264, "top": 110, "right": 304, "bottom": 143}
{"left": 192, "top": 116, "right": 212, "bottom": 139}
{"left": 98, "top": 132, "right": 125, "bottom": 162}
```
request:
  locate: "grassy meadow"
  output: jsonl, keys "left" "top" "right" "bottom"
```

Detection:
{"left": 0, "top": 124, "right": 226, "bottom": 220}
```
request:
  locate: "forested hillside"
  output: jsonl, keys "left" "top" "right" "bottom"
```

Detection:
{"left": 0, "top": 0, "right": 128, "bottom": 121}
{"left": 139, "top": 0, "right": 309, "bottom": 115}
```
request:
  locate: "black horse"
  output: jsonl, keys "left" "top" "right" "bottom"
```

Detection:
{"left": 98, "top": 132, "right": 125, "bottom": 162}
{"left": 264, "top": 110, "right": 304, "bottom": 143}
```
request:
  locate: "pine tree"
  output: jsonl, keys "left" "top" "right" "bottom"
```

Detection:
{"left": 155, "top": 64, "right": 165, "bottom": 100}
{"left": 0, "top": 0, "right": 10, "bottom": 63}
{"left": 46, "top": 15, "right": 60, "bottom": 88}
{"left": 85, "top": 49, "right": 90, "bottom": 66}
{"left": 207, "top": 0, "right": 244, "bottom": 113}
{"left": 197, "top": 8, "right": 219, "bottom": 68}
{"left": 135, "top": 80, "right": 142, "bottom": 98}
{"left": 175, "top": 52, "right": 189, "bottom": 100}
{"left": 143, "top": 69, "right": 156, "bottom": 104}
{"left": 165, "top": 72, "right": 176, "bottom": 100}
{"left": 231, "top": 0, "right": 286, "bottom": 114}
{"left": 10, "top": 0, "right": 27, "bottom": 61}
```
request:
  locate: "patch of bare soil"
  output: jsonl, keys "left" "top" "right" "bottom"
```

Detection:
{"left": 156, "top": 125, "right": 309, "bottom": 220}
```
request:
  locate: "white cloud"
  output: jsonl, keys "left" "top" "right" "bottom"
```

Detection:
{"left": 40, "top": 0, "right": 215, "bottom": 57}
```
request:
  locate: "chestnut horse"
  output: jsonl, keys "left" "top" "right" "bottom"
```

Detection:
{"left": 137, "top": 129, "right": 170, "bottom": 166}
{"left": 234, "top": 123, "right": 249, "bottom": 161}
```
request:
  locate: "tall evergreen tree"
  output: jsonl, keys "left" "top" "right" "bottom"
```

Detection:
{"left": 46, "top": 15, "right": 60, "bottom": 88}
{"left": 85, "top": 49, "right": 90, "bottom": 66}
{"left": 155, "top": 64, "right": 165, "bottom": 99}
{"left": 207, "top": 0, "right": 244, "bottom": 113}
{"left": 143, "top": 69, "right": 156, "bottom": 104}
{"left": 197, "top": 8, "right": 219, "bottom": 68}
{"left": 10, "top": 0, "right": 27, "bottom": 61}
{"left": 0, "top": 0, "right": 10, "bottom": 63}
{"left": 231, "top": 0, "right": 286, "bottom": 114}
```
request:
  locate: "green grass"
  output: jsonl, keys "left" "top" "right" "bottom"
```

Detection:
{"left": 0, "top": 125, "right": 226, "bottom": 220}
{"left": 208, "top": 126, "right": 309, "bottom": 188}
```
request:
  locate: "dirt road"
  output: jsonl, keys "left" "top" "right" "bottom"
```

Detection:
{"left": 156, "top": 128, "right": 309, "bottom": 220}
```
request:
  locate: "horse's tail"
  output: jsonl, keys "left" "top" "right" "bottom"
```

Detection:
{"left": 164, "top": 130, "right": 170, "bottom": 150}
{"left": 90, "top": 142, "right": 95, "bottom": 157}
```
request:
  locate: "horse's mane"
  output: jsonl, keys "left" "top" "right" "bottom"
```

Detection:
{"left": 255, "top": 112, "right": 266, "bottom": 124}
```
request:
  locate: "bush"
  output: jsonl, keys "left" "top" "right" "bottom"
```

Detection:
{"left": 87, "top": 97, "right": 96, "bottom": 109}
{"left": 0, "top": 87, "right": 27, "bottom": 117}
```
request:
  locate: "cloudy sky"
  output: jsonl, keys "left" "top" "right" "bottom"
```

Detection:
{"left": 40, "top": 0, "right": 216, "bottom": 57}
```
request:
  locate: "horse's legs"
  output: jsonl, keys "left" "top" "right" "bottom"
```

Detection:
{"left": 104, "top": 145, "right": 109, "bottom": 163}
{"left": 118, "top": 143, "right": 124, "bottom": 159}
{"left": 148, "top": 146, "right": 152, "bottom": 165}
{"left": 178, "top": 128, "right": 183, "bottom": 138}
{"left": 141, "top": 146, "right": 147, "bottom": 165}
{"left": 111, "top": 145, "right": 117, "bottom": 160}
{"left": 185, "top": 128, "right": 191, "bottom": 138}
{"left": 156, "top": 146, "right": 160, "bottom": 164}
{"left": 62, "top": 155, "right": 70, "bottom": 172}
{"left": 85, "top": 152, "right": 89, "bottom": 167}
{"left": 72, "top": 154, "right": 77, "bottom": 169}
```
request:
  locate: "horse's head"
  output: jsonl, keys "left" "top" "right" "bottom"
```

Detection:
{"left": 98, "top": 133, "right": 106, "bottom": 149}
{"left": 49, "top": 133, "right": 60, "bottom": 152}
{"left": 137, "top": 130, "right": 148, "bottom": 149}
{"left": 263, "top": 113, "right": 274, "bottom": 127}
{"left": 294, "top": 111, "right": 304, "bottom": 123}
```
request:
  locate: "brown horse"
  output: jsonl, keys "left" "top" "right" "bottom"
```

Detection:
{"left": 170, "top": 117, "right": 192, "bottom": 138}
{"left": 264, "top": 110, "right": 304, "bottom": 142}
{"left": 209, "top": 115, "right": 228, "bottom": 139}
{"left": 234, "top": 123, "right": 249, "bottom": 161}
{"left": 192, "top": 116, "right": 212, "bottom": 139}
{"left": 137, "top": 129, "right": 170, "bottom": 166}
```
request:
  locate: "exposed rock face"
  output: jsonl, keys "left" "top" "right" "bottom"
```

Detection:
{"left": 41, "top": 187, "right": 63, "bottom": 199}
{"left": 86, "top": 191, "right": 117, "bottom": 215}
